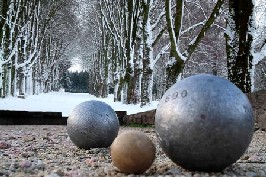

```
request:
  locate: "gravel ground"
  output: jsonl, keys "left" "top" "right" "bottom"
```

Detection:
{"left": 0, "top": 125, "right": 265, "bottom": 177}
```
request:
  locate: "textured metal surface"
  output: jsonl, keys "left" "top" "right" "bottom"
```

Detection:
{"left": 67, "top": 100, "right": 119, "bottom": 149}
{"left": 155, "top": 74, "right": 254, "bottom": 172}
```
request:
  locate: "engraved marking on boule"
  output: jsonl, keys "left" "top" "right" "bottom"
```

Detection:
{"left": 172, "top": 92, "right": 178, "bottom": 99}
{"left": 181, "top": 90, "right": 188, "bottom": 98}
{"left": 165, "top": 96, "right": 170, "bottom": 102}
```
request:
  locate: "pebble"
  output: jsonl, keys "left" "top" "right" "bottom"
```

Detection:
{"left": 0, "top": 141, "right": 11, "bottom": 149}
{"left": 45, "top": 173, "right": 61, "bottom": 177}
{"left": 0, "top": 170, "right": 9, "bottom": 176}
{"left": 52, "top": 169, "right": 64, "bottom": 176}
{"left": 19, "top": 159, "right": 32, "bottom": 168}
{"left": 21, "top": 152, "right": 32, "bottom": 158}
{"left": 164, "top": 168, "right": 181, "bottom": 175}
{"left": 23, "top": 136, "right": 35, "bottom": 142}
{"left": 65, "top": 170, "right": 80, "bottom": 177}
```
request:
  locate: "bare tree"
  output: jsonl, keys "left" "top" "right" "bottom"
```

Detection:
{"left": 225, "top": 0, "right": 254, "bottom": 93}
{"left": 164, "top": 0, "right": 225, "bottom": 88}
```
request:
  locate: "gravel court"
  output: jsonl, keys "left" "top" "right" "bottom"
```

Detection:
{"left": 0, "top": 125, "right": 265, "bottom": 177}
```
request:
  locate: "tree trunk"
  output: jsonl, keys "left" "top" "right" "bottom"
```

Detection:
{"left": 225, "top": 0, "right": 254, "bottom": 93}
{"left": 123, "top": 0, "right": 140, "bottom": 104}
{"left": 164, "top": 0, "right": 185, "bottom": 88}
{"left": 140, "top": 0, "right": 153, "bottom": 106}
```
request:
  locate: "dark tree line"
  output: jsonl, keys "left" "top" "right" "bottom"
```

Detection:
{"left": 62, "top": 71, "right": 89, "bottom": 93}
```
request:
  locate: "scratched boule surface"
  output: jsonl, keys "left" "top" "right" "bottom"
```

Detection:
{"left": 0, "top": 125, "right": 265, "bottom": 177}
{"left": 155, "top": 74, "right": 254, "bottom": 172}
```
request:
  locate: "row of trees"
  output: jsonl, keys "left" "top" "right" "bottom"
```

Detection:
{"left": 1, "top": 0, "right": 265, "bottom": 107}
{"left": 77, "top": 0, "right": 265, "bottom": 106}
{"left": 0, "top": 0, "right": 78, "bottom": 97}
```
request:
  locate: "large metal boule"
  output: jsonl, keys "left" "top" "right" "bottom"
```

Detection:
{"left": 67, "top": 100, "right": 119, "bottom": 149}
{"left": 155, "top": 74, "right": 254, "bottom": 172}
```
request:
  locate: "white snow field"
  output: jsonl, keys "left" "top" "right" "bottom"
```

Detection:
{"left": 0, "top": 91, "right": 159, "bottom": 116}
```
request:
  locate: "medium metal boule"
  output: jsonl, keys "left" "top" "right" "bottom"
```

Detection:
{"left": 155, "top": 74, "right": 254, "bottom": 172}
{"left": 67, "top": 100, "right": 119, "bottom": 149}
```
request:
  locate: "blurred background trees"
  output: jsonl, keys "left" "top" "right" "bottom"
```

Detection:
{"left": 0, "top": 0, "right": 79, "bottom": 97}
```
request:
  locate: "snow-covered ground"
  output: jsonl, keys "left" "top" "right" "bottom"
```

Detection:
{"left": 0, "top": 91, "right": 159, "bottom": 116}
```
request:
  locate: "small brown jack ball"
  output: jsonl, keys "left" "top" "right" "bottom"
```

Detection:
{"left": 110, "top": 130, "right": 156, "bottom": 174}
